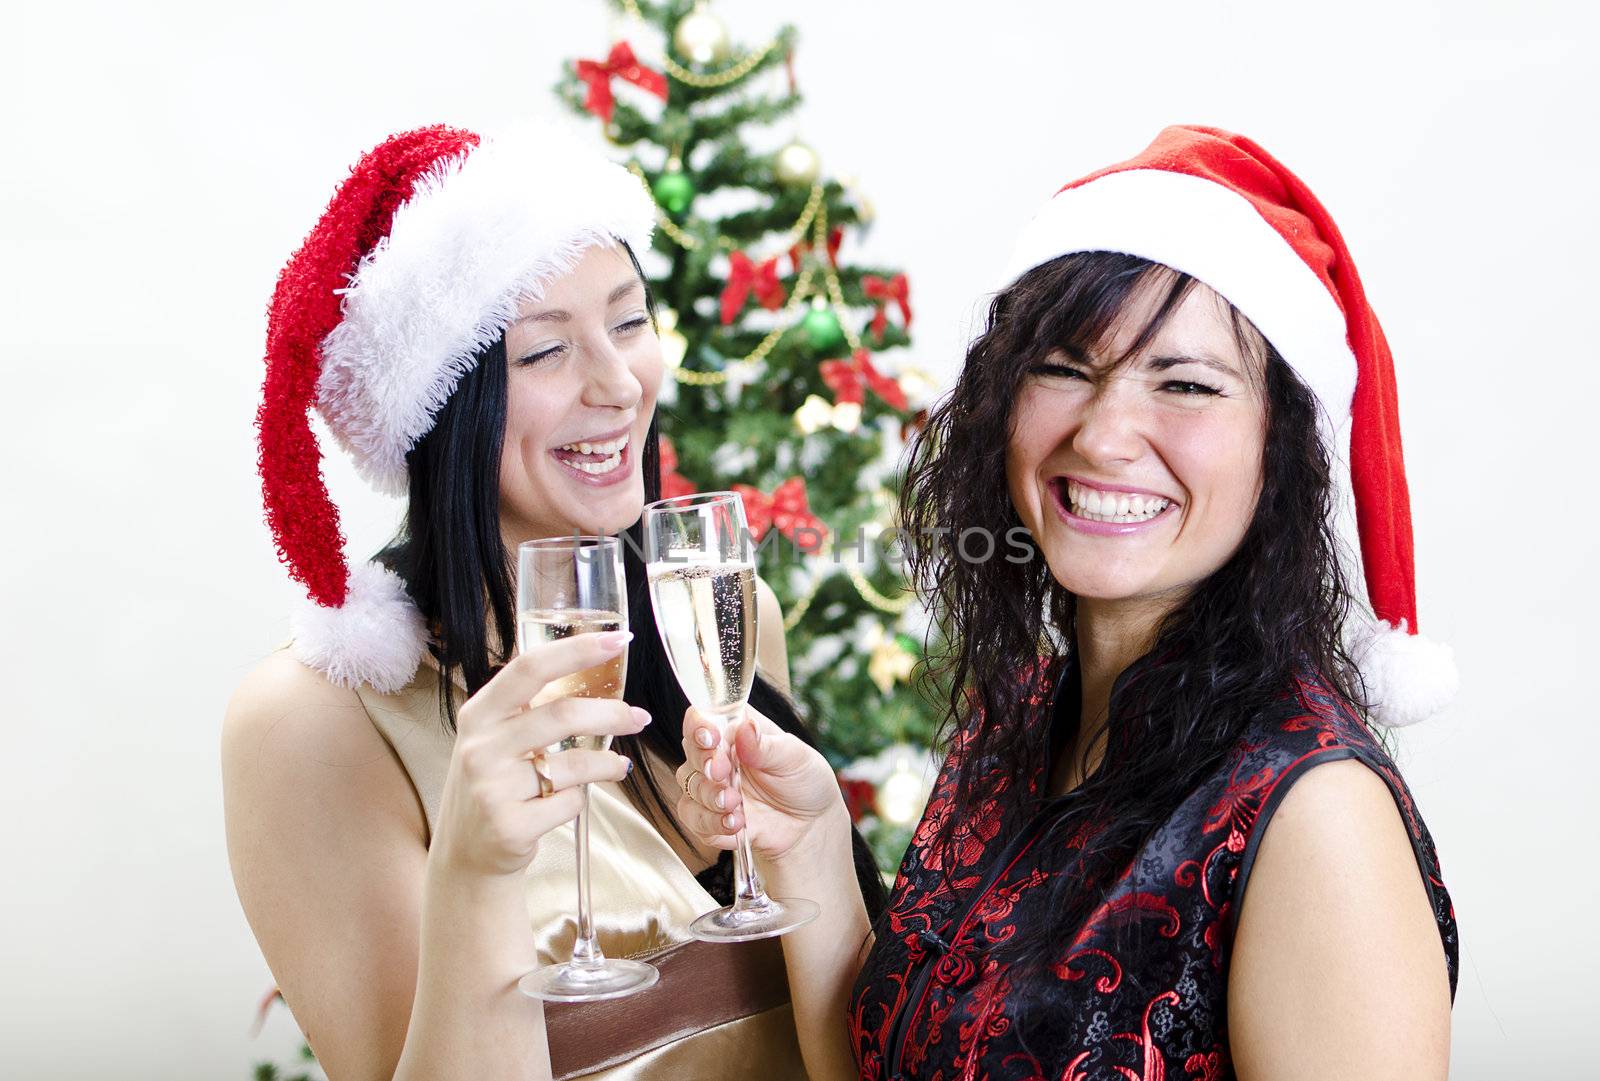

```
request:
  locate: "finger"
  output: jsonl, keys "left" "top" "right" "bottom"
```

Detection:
{"left": 695, "top": 767, "right": 741, "bottom": 813}
{"left": 471, "top": 631, "right": 633, "bottom": 721}
{"left": 527, "top": 749, "right": 633, "bottom": 799}
{"left": 672, "top": 759, "right": 740, "bottom": 813}
{"left": 514, "top": 786, "right": 587, "bottom": 834}
{"left": 674, "top": 795, "right": 741, "bottom": 850}
{"left": 732, "top": 709, "right": 808, "bottom": 777}
{"left": 681, "top": 707, "right": 721, "bottom": 769}
{"left": 509, "top": 697, "right": 650, "bottom": 756}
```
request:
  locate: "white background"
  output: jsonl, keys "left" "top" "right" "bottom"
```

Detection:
{"left": 3, "top": 1, "right": 1594, "bottom": 1076}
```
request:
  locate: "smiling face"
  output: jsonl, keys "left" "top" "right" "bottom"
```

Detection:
{"left": 1005, "top": 270, "right": 1269, "bottom": 614}
{"left": 499, "top": 243, "right": 663, "bottom": 544}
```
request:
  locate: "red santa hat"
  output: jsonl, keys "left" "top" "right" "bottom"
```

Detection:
{"left": 1000, "top": 124, "right": 1457, "bottom": 727}
{"left": 258, "top": 121, "right": 654, "bottom": 693}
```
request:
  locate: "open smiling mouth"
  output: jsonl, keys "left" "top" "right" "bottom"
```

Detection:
{"left": 551, "top": 433, "right": 630, "bottom": 478}
{"left": 1050, "top": 477, "right": 1178, "bottom": 525}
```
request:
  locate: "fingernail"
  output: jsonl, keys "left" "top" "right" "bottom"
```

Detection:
{"left": 722, "top": 813, "right": 737, "bottom": 830}
{"left": 622, "top": 756, "right": 633, "bottom": 776}
{"left": 694, "top": 729, "right": 714, "bottom": 749}
{"left": 714, "top": 790, "right": 727, "bottom": 810}
{"left": 598, "top": 630, "right": 632, "bottom": 650}
{"left": 631, "top": 706, "right": 652, "bottom": 726}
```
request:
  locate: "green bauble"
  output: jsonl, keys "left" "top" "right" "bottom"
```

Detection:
{"left": 652, "top": 168, "right": 695, "bottom": 216}
{"left": 801, "top": 303, "right": 845, "bottom": 352}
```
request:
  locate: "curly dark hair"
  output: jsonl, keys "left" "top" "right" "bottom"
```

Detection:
{"left": 898, "top": 250, "right": 1375, "bottom": 987}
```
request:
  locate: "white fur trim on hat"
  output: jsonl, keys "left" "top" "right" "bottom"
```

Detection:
{"left": 1342, "top": 613, "right": 1460, "bottom": 728}
{"left": 317, "top": 121, "right": 656, "bottom": 496}
{"left": 290, "top": 560, "right": 429, "bottom": 693}
{"left": 999, "top": 168, "right": 1359, "bottom": 442}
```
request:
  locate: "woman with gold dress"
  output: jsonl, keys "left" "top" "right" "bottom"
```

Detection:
{"left": 222, "top": 121, "right": 884, "bottom": 1081}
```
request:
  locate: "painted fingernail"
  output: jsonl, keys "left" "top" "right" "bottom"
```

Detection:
{"left": 622, "top": 756, "right": 633, "bottom": 776}
{"left": 722, "top": 813, "right": 737, "bottom": 830}
{"left": 597, "top": 630, "right": 633, "bottom": 650}
{"left": 715, "top": 790, "right": 727, "bottom": 810}
{"left": 631, "top": 707, "right": 652, "bottom": 726}
{"left": 694, "top": 729, "right": 715, "bottom": 748}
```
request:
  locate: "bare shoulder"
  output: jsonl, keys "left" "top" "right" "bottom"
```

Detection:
{"left": 1228, "top": 758, "right": 1451, "bottom": 1080}
{"left": 221, "top": 650, "right": 430, "bottom": 1077}
{"left": 222, "top": 649, "right": 424, "bottom": 841}
{"left": 753, "top": 574, "right": 791, "bottom": 693}
{"left": 223, "top": 649, "right": 372, "bottom": 760}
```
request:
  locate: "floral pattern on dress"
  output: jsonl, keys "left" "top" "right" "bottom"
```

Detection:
{"left": 848, "top": 662, "right": 1458, "bottom": 1080}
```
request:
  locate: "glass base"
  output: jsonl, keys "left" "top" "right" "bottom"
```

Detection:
{"left": 689, "top": 895, "right": 820, "bottom": 943}
{"left": 517, "top": 957, "right": 659, "bottom": 1003}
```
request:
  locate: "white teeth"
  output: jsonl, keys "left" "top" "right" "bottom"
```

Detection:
{"left": 555, "top": 433, "right": 628, "bottom": 475}
{"left": 557, "top": 435, "right": 629, "bottom": 456}
{"left": 570, "top": 448, "right": 624, "bottom": 475}
{"left": 1065, "top": 481, "right": 1170, "bottom": 524}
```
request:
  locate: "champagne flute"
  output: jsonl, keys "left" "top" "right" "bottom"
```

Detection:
{"left": 515, "top": 536, "right": 659, "bottom": 1001}
{"left": 642, "top": 492, "right": 820, "bottom": 941}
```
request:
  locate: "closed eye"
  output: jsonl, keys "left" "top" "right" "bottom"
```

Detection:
{"left": 519, "top": 343, "right": 565, "bottom": 365}
{"left": 1163, "top": 380, "right": 1222, "bottom": 396}
{"left": 614, "top": 315, "right": 650, "bottom": 335}
{"left": 1029, "top": 362, "right": 1086, "bottom": 379}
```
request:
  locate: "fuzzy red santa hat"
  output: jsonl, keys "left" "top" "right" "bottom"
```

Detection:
{"left": 258, "top": 121, "right": 654, "bottom": 692}
{"left": 1000, "top": 124, "right": 1457, "bottom": 727}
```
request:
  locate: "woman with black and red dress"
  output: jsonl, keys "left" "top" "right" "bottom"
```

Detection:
{"left": 670, "top": 126, "right": 1460, "bottom": 1080}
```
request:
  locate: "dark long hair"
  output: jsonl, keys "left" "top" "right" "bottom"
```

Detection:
{"left": 378, "top": 245, "right": 886, "bottom": 916}
{"left": 899, "top": 251, "right": 1371, "bottom": 985}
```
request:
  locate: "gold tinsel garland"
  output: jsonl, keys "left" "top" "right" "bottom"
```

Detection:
{"left": 621, "top": 0, "right": 782, "bottom": 88}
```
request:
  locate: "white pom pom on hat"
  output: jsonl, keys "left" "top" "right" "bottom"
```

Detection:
{"left": 258, "top": 120, "right": 655, "bottom": 692}
{"left": 1000, "top": 125, "right": 1457, "bottom": 727}
{"left": 288, "top": 561, "right": 429, "bottom": 695}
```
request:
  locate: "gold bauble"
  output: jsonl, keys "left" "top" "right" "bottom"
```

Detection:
{"left": 830, "top": 400, "right": 862, "bottom": 433}
{"left": 657, "top": 307, "right": 688, "bottom": 369}
{"left": 774, "top": 139, "right": 821, "bottom": 187}
{"left": 794, "top": 394, "right": 833, "bottom": 435}
{"left": 875, "top": 755, "right": 932, "bottom": 826}
{"left": 839, "top": 172, "right": 875, "bottom": 225}
{"left": 673, "top": 2, "right": 731, "bottom": 66}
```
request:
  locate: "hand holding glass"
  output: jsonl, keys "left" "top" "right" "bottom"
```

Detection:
{"left": 516, "top": 536, "right": 659, "bottom": 1001}
{"left": 643, "top": 492, "right": 820, "bottom": 941}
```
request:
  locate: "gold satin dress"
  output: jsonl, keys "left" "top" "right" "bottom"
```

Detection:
{"left": 352, "top": 652, "right": 808, "bottom": 1080}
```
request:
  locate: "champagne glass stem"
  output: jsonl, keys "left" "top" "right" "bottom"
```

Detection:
{"left": 571, "top": 783, "right": 603, "bottom": 967}
{"left": 720, "top": 709, "right": 771, "bottom": 913}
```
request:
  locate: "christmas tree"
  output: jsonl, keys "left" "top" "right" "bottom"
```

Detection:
{"left": 560, "top": 0, "right": 944, "bottom": 869}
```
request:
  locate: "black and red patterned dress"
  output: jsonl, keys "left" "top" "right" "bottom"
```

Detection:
{"left": 848, "top": 658, "right": 1458, "bottom": 1080}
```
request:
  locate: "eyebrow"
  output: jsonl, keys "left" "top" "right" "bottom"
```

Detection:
{"left": 515, "top": 280, "right": 643, "bottom": 325}
{"left": 1147, "top": 353, "right": 1241, "bottom": 379}
{"left": 1061, "top": 344, "right": 1242, "bottom": 380}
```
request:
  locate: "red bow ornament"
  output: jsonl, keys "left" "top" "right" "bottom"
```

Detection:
{"left": 734, "top": 477, "right": 826, "bottom": 550}
{"left": 838, "top": 775, "right": 877, "bottom": 823}
{"left": 574, "top": 42, "right": 668, "bottom": 125}
{"left": 657, "top": 436, "right": 696, "bottom": 500}
{"left": 787, "top": 226, "right": 844, "bottom": 274}
{"left": 720, "top": 251, "right": 786, "bottom": 325}
{"left": 820, "top": 348, "right": 908, "bottom": 412}
{"left": 862, "top": 274, "right": 912, "bottom": 342}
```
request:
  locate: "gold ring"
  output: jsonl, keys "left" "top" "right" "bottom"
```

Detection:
{"left": 682, "top": 768, "right": 701, "bottom": 797}
{"left": 532, "top": 752, "right": 556, "bottom": 799}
